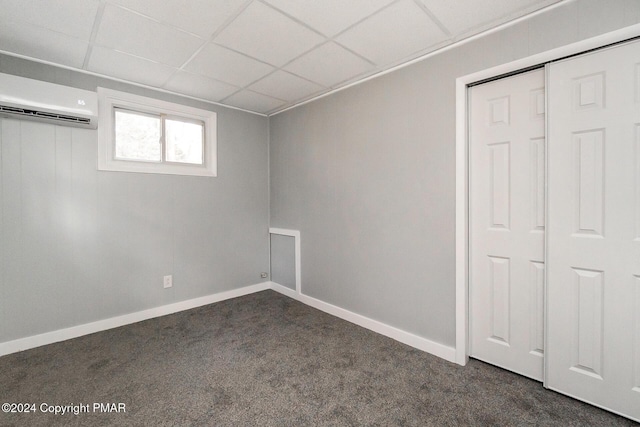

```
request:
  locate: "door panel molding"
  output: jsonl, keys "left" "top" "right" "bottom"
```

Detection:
{"left": 469, "top": 69, "right": 545, "bottom": 381}
{"left": 456, "top": 23, "right": 640, "bottom": 367}
{"left": 546, "top": 38, "right": 640, "bottom": 421}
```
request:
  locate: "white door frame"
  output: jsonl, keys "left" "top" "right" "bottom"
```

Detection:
{"left": 455, "top": 24, "right": 640, "bottom": 366}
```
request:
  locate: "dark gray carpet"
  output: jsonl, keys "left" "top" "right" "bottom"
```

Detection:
{"left": 0, "top": 290, "right": 635, "bottom": 426}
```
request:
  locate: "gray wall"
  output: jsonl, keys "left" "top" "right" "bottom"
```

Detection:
{"left": 0, "top": 55, "right": 269, "bottom": 343}
{"left": 2, "top": 0, "right": 639, "bottom": 351}
{"left": 269, "top": 0, "right": 640, "bottom": 348}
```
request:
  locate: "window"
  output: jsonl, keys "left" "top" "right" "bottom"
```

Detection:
{"left": 98, "top": 88, "right": 216, "bottom": 176}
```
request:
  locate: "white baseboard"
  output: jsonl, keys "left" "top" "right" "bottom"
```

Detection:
{"left": 269, "top": 282, "right": 298, "bottom": 299}
{"left": 269, "top": 282, "right": 457, "bottom": 363}
{"left": 1, "top": 279, "right": 456, "bottom": 365}
{"left": 0, "top": 282, "right": 271, "bottom": 357}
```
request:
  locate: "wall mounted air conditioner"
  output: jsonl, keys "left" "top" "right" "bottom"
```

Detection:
{"left": 0, "top": 72, "right": 98, "bottom": 129}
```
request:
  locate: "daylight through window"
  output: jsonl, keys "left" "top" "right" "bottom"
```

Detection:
{"left": 98, "top": 87, "right": 216, "bottom": 177}
{"left": 114, "top": 108, "right": 205, "bottom": 165}
{"left": 114, "top": 109, "right": 161, "bottom": 162}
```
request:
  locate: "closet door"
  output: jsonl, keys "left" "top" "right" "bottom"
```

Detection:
{"left": 469, "top": 69, "right": 545, "bottom": 381}
{"left": 546, "top": 39, "right": 640, "bottom": 421}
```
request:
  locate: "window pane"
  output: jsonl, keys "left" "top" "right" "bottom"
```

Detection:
{"left": 114, "top": 109, "right": 161, "bottom": 161}
{"left": 165, "top": 118, "right": 204, "bottom": 165}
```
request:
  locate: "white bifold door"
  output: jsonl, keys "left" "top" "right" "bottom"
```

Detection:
{"left": 469, "top": 68, "right": 546, "bottom": 381}
{"left": 469, "top": 39, "right": 640, "bottom": 421}
{"left": 546, "top": 40, "right": 640, "bottom": 420}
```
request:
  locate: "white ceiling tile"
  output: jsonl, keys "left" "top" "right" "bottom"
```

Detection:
{"left": 0, "top": 0, "right": 569, "bottom": 114}
{"left": 95, "top": 4, "right": 203, "bottom": 67}
{"left": 249, "top": 71, "right": 324, "bottom": 102}
{"left": 87, "top": 46, "right": 176, "bottom": 88}
{"left": 336, "top": 0, "right": 448, "bottom": 65}
{"left": 0, "top": 19, "right": 88, "bottom": 68}
{"left": 0, "top": 0, "right": 100, "bottom": 40}
{"left": 285, "top": 42, "right": 374, "bottom": 88}
{"left": 421, "top": 0, "right": 561, "bottom": 36}
{"left": 214, "top": 1, "right": 325, "bottom": 66}
{"left": 184, "top": 43, "right": 274, "bottom": 87}
{"left": 163, "top": 71, "right": 239, "bottom": 101}
{"left": 108, "top": 0, "right": 247, "bottom": 38}
{"left": 263, "top": 0, "right": 394, "bottom": 36}
{"left": 223, "top": 90, "right": 286, "bottom": 114}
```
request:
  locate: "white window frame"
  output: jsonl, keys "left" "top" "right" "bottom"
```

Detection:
{"left": 97, "top": 87, "right": 217, "bottom": 177}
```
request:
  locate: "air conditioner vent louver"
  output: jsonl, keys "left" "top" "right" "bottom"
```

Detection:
{"left": 0, "top": 73, "right": 98, "bottom": 129}
{"left": 0, "top": 105, "right": 92, "bottom": 125}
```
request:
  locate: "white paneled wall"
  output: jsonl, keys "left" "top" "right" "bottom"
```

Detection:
{"left": 0, "top": 99, "right": 269, "bottom": 344}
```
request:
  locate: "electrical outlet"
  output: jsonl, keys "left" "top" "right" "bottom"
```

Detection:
{"left": 163, "top": 275, "right": 173, "bottom": 288}
{"left": 260, "top": 272, "right": 268, "bottom": 279}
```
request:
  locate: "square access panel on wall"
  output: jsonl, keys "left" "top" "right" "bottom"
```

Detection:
{"left": 269, "top": 228, "right": 301, "bottom": 294}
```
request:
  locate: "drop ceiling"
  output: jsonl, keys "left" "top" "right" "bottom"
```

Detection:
{"left": 0, "top": 0, "right": 563, "bottom": 115}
